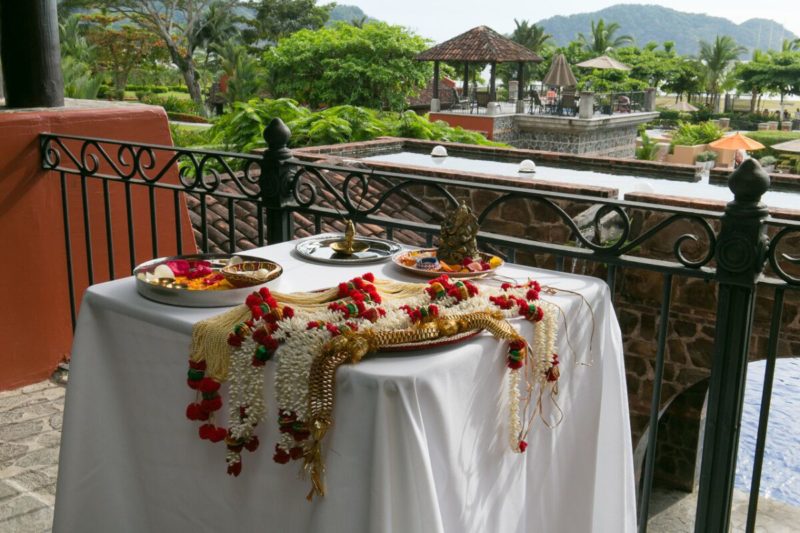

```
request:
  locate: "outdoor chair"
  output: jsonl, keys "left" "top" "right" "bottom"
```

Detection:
{"left": 529, "top": 89, "right": 544, "bottom": 114}
{"left": 475, "top": 91, "right": 490, "bottom": 113}
{"left": 560, "top": 92, "right": 578, "bottom": 116}
{"left": 616, "top": 95, "right": 631, "bottom": 113}
{"left": 450, "top": 87, "right": 472, "bottom": 112}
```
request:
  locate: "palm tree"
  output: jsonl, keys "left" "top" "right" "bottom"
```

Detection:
{"left": 511, "top": 19, "right": 552, "bottom": 55}
{"left": 698, "top": 35, "right": 746, "bottom": 110}
{"left": 781, "top": 38, "right": 800, "bottom": 52}
{"left": 577, "top": 19, "right": 633, "bottom": 54}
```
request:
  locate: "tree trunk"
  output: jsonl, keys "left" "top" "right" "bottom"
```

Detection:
{"left": 750, "top": 90, "right": 757, "bottom": 113}
{"left": 165, "top": 42, "right": 205, "bottom": 116}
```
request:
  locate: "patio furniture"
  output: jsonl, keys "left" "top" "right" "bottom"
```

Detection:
{"left": 475, "top": 90, "right": 490, "bottom": 112}
{"left": 52, "top": 239, "right": 636, "bottom": 533}
{"left": 450, "top": 87, "right": 472, "bottom": 112}
{"left": 560, "top": 91, "right": 578, "bottom": 116}
{"left": 528, "top": 89, "right": 544, "bottom": 114}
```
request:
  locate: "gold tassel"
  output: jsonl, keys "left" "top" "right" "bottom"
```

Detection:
{"left": 189, "top": 304, "right": 251, "bottom": 381}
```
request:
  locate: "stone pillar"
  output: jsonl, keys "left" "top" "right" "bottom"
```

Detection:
{"left": 0, "top": 0, "right": 64, "bottom": 108}
{"left": 579, "top": 91, "right": 594, "bottom": 119}
{"left": 431, "top": 60, "right": 440, "bottom": 112}
{"left": 509, "top": 81, "right": 518, "bottom": 102}
{"left": 645, "top": 88, "right": 657, "bottom": 112}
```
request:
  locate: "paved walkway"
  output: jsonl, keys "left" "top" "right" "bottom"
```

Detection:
{"left": 1, "top": 377, "right": 798, "bottom": 532}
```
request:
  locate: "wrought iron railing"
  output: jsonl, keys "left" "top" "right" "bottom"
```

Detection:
{"left": 40, "top": 118, "right": 800, "bottom": 533}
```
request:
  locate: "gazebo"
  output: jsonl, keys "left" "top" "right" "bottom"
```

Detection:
{"left": 416, "top": 26, "right": 543, "bottom": 112}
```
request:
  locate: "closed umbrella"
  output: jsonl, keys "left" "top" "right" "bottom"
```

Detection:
{"left": 708, "top": 133, "right": 765, "bottom": 151}
{"left": 664, "top": 101, "right": 699, "bottom": 112}
{"left": 542, "top": 54, "right": 577, "bottom": 87}
{"left": 575, "top": 55, "right": 631, "bottom": 71}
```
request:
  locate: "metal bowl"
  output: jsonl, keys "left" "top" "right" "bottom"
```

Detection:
{"left": 133, "top": 253, "right": 282, "bottom": 307}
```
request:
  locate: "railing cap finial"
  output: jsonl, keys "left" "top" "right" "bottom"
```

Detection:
{"left": 264, "top": 118, "right": 291, "bottom": 151}
{"left": 728, "top": 158, "right": 770, "bottom": 204}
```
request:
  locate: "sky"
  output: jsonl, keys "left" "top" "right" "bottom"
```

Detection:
{"left": 341, "top": 0, "right": 800, "bottom": 43}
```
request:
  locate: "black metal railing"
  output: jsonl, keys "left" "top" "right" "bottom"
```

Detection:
{"left": 40, "top": 118, "right": 800, "bottom": 532}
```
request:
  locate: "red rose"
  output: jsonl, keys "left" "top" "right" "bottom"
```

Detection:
{"left": 199, "top": 378, "right": 221, "bottom": 393}
{"left": 209, "top": 427, "right": 228, "bottom": 443}
{"left": 273, "top": 445, "right": 290, "bottom": 464}
{"left": 245, "top": 294, "right": 262, "bottom": 308}
{"left": 283, "top": 306, "right": 294, "bottom": 319}
{"left": 227, "top": 333, "right": 242, "bottom": 347}
{"left": 289, "top": 447, "right": 304, "bottom": 460}
{"left": 258, "top": 287, "right": 271, "bottom": 300}
{"left": 363, "top": 272, "right": 375, "bottom": 282}
{"left": 198, "top": 423, "right": 215, "bottom": 440}
{"left": 507, "top": 359, "right": 524, "bottom": 370}
{"left": 188, "top": 360, "right": 207, "bottom": 371}
{"left": 227, "top": 461, "right": 242, "bottom": 476}
{"left": 251, "top": 356, "right": 266, "bottom": 367}
{"left": 518, "top": 440, "right": 528, "bottom": 452}
{"left": 244, "top": 436, "right": 260, "bottom": 452}
{"left": 201, "top": 396, "right": 223, "bottom": 412}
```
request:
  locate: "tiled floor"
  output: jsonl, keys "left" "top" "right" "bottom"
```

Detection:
{"left": 1, "top": 377, "right": 797, "bottom": 532}
{"left": 0, "top": 380, "right": 64, "bottom": 533}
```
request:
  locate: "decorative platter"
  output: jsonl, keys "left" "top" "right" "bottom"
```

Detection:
{"left": 133, "top": 253, "right": 282, "bottom": 307}
{"left": 392, "top": 248, "right": 504, "bottom": 279}
{"left": 294, "top": 233, "right": 403, "bottom": 264}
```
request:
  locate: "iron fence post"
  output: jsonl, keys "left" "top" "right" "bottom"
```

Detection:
{"left": 260, "top": 118, "right": 294, "bottom": 244}
{"left": 694, "top": 159, "right": 770, "bottom": 532}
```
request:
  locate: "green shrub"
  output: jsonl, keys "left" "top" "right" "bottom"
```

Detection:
{"left": 759, "top": 155, "right": 777, "bottom": 166}
{"left": 140, "top": 93, "right": 202, "bottom": 115}
{"left": 746, "top": 131, "right": 800, "bottom": 157}
{"left": 209, "top": 98, "right": 504, "bottom": 153}
{"left": 169, "top": 123, "right": 213, "bottom": 148}
{"left": 695, "top": 151, "right": 718, "bottom": 162}
{"left": 670, "top": 121, "right": 724, "bottom": 147}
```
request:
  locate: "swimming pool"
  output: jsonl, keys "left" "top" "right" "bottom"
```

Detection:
{"left": 363, "top": 151, "right": 799, "bottom": 211}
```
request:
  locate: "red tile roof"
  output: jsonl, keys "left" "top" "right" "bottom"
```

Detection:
{"left": 416, "top": 26, "right": 543, "bottom": 63}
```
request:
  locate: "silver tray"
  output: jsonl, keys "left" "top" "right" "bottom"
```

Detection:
{"left": 294, "top": 233, "right": 403, "bottom": 264}
{"left": 133, "top": 253, "right": 281, "bottom": 308}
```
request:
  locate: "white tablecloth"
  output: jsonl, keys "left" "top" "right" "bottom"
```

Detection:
{"left": 53, "top": 240, "right": 636, "bottom": 533}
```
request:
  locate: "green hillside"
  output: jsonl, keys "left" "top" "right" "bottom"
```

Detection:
{"left": 535, "top": 4, "right": 796, "bottom": 55}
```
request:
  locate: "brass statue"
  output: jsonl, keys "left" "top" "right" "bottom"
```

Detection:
{"left": 330, "top": 220, "right": 368, "bottom": 255}
{"left": 437, "top": 202, "right": 480, "bottom": 264}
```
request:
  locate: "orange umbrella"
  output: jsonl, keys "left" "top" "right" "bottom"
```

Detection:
{"left": 708, "top": 133, "right": 765, "bottom": 151}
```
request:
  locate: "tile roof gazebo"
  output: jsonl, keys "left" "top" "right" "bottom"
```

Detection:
{"left": 415, "top": 26, "right": 543, "bottom": 113}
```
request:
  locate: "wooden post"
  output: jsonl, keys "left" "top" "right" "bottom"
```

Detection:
{"left": 432, "top": 61, "right": 440, "bottom": 100}
{"left": 517, "top": 62, "right": 525, "bottom": 101}
{"left": 0, "top": 0, "right": 64, "bottom": 108}
{"left": 463, "top": 63, "right": 469, "bottom": 99}
{"left": 489, "top": 62, "right": 496, "bottom": 101}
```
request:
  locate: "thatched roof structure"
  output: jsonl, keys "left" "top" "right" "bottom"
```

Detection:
{"left": 416, "top": 26, "right": 542, "bottom": 63}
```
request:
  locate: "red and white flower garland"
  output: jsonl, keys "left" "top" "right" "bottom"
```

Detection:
{"left": 185, "top": 273, "right": 560, "bottom": 482}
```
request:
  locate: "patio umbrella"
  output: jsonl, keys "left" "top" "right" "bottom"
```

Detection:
{"left": 575, "top": 55, "right": 631, "bottom": 71}
{"left": 542, "top": 54, "right": 577, "bottom": 87}
{"left": 664, "top": 101, "right": 699, "bottom": 112}
{"left": 708, "top": 133, "right": 765, "bottom": 151}
{"left": 771, "top": 139, "right": 800, "bottom": 154}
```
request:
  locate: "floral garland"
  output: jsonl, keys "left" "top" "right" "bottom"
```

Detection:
{"left": 186, "top": 273, "right": 560, "bottom": 495}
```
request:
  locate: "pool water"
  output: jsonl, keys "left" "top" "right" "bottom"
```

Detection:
{"left": 363, "top": 152, "right": 800, "bottom": 211}
{"left": 736, "top": 359, "right": 800, "bottom": 505}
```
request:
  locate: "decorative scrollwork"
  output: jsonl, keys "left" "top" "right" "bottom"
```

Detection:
{"left": 39, "top": 134, "right": 262, "bottom": 200}
{"left": 768, "top": 226, "right": 800, "bottom": 285}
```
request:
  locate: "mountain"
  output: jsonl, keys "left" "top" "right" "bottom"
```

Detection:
{"left": 535, "top": 4, "right": 797, "bottom": 55}
{"left": 328, "top": 5, "right": 378, "bottom": 26}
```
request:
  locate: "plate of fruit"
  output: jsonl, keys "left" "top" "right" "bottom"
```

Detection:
{"left": 134, "top": 253, "right": 282, "bottom": 307}
{"left": 392, "top": 249, "right": 503, "bottom": 279}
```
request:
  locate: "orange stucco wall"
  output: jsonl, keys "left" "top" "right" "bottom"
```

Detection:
{"left": 429, "top": 113, "right": 495, "bottom": 140}
{"left": 0, "top": 103, "right": 196, "bottom": 390}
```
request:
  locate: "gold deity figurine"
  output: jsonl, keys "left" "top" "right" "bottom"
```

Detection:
{"left": 437, "top": 202, "right": 480, "bottom": 265}
{"left": 330, "top": 220, "right": 369, "bottom": 256}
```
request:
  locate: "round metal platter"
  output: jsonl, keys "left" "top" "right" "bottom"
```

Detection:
{"left": 294, "top": 233, "right": 403, "bottom": 264}
{"left": 133, "top": 253, "right": 281, "bottom": 308}
{"left": 391, "top": 249, "right": 503, "bottom": 279}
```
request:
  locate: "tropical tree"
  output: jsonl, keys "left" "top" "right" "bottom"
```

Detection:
{"left": 212, "top": 39, "right": 262, "bottom": 104}
{"left": 67, "top": 0, "right": 240, "bottom": 111}
{"left": 735, "top": 50, "right": 771, "bottom": 112}
{"left": 781, "top": 38, "right": 800, "bottom": 52}
{"left": 249, "top": 0, "right": 334, "bottom": 44}
{"left": 697, "top": 35, "right": 746, "bottom": 110}
{"left": 662, "top": 58, "right": 704, "bottom": 103}
{"left": 58, "top": 14, "right": 102, "bottom": 99}
{"left": 498, "top": 19, "right": 552, "bottom": 87}
{"left": 83, "top": 13, "right": 165, "bottom": 95}
{"left": 577, "top": 19, "right": 633, "bottom": 54}
{"left": 264, "top": 22, "right": 431, "bottom": 110}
